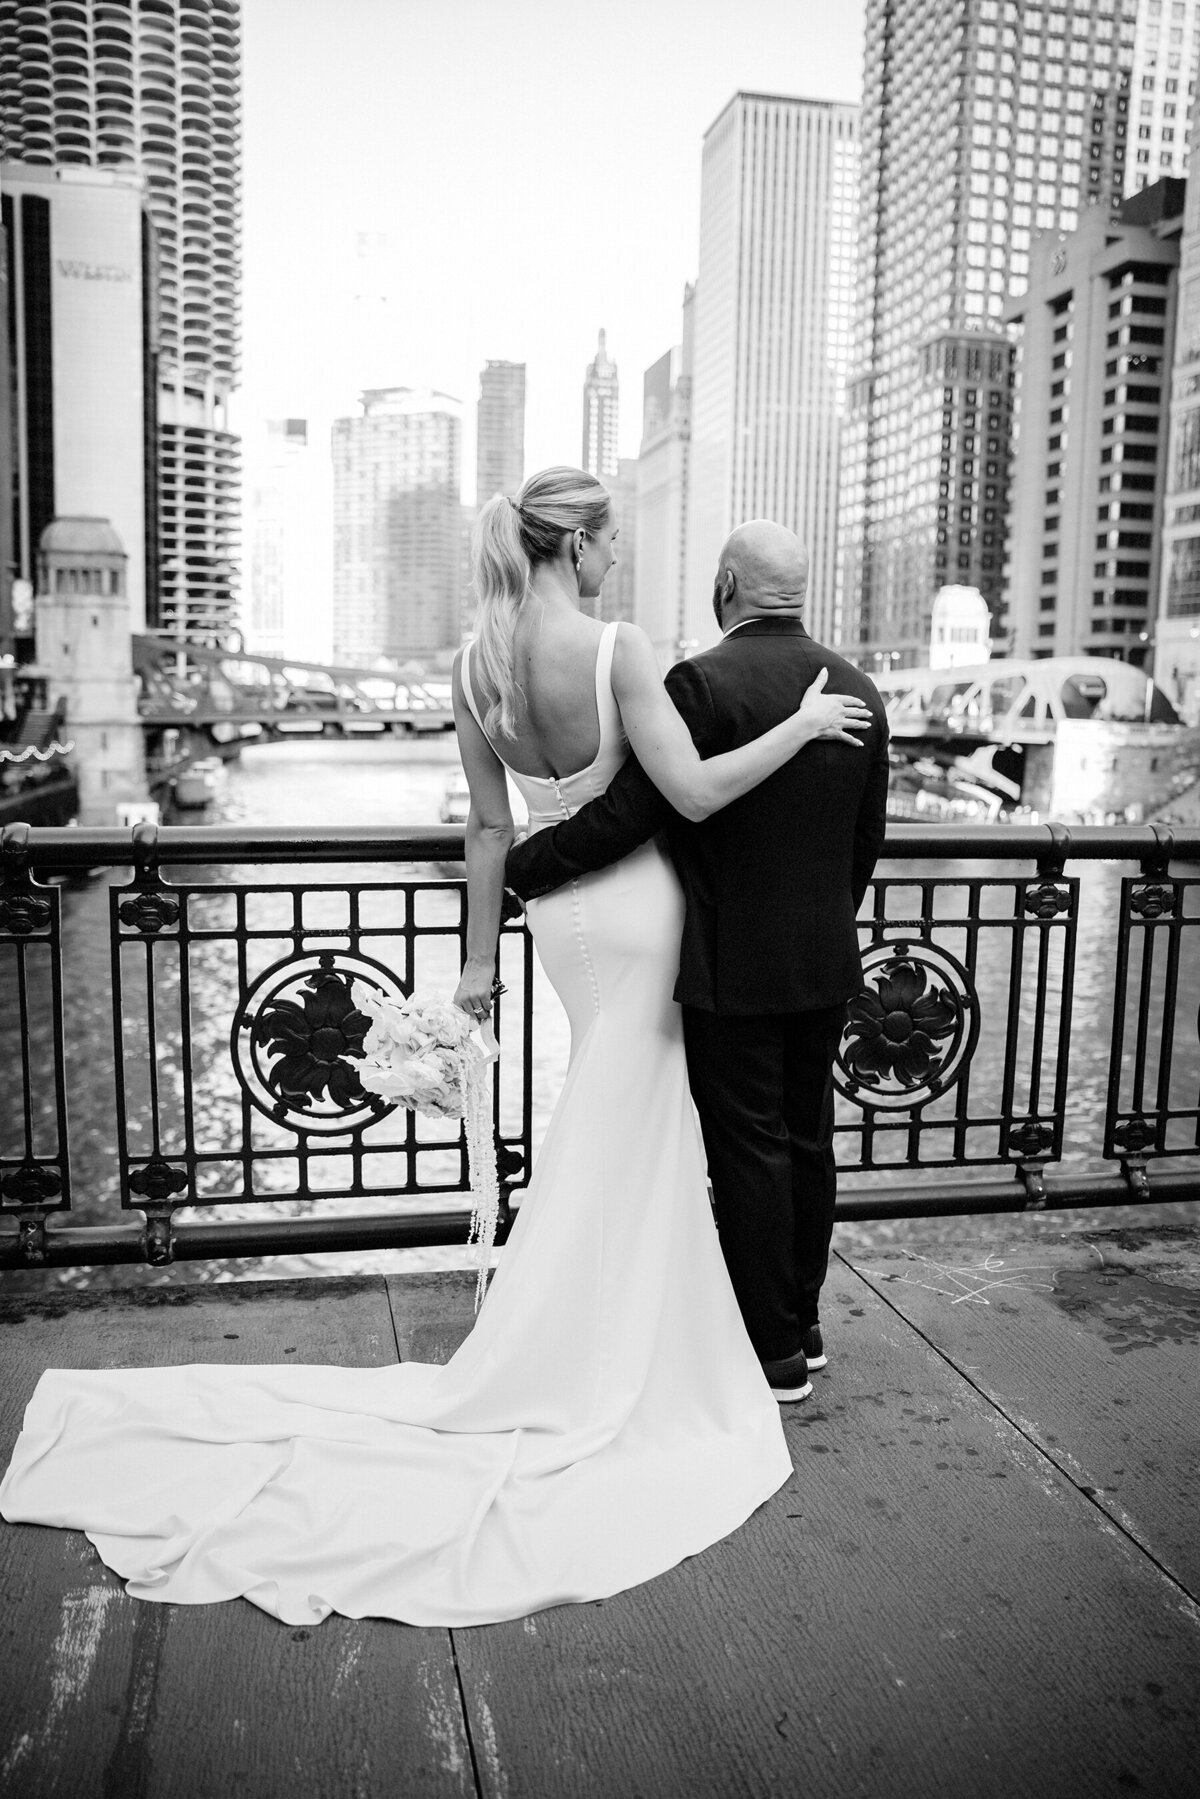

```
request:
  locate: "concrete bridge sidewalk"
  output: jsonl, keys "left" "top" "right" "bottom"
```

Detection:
{"left": 1, "top": 1225, "right": 1198, "bottom": 1799}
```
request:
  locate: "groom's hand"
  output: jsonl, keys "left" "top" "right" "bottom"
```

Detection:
{"left": 504, "top": 835, "right": 555, "bottom": 901}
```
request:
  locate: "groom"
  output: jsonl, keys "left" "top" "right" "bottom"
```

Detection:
{"left": 504, "top": 520, "right": 889, "bottom": 1402}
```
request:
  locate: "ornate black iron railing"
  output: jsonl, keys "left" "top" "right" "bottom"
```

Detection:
{"left": 1, "top": 821, "right": 1198, "bottom": 1269}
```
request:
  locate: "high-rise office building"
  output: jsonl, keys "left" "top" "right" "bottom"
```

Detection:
{"left": 476, "top": 361, "right": 525, "bottom": 506}
{"left": 2, "top": 163, "right": 151, "bottom": 630}
{"left": 582, "top": 330, "right": 619, "bottom": 479}
{"left": 686, "top": 92, "right": 858, "bottom": 654}
{"left": 1156, "top": 126, "right": 1200, "bottom": 720}
{"left": 592, "top": 457, "right": 637, "bottom": 625}
{"left": 634, "top": 285, "right": 694, "bottom": 665}
{"left": 1128, "top": 0, "right": 1200, "bottom": 192}
{"left": 332, "top": 388, "right": 463, "bottom": 665}
{"left": 0, "top": 0, "right": 242, "bottom": 640}
{"left": 244, "top": 419, "right": 329, "bottom": 662}
{"left": 1005, "top": 181, "right": 1183, "bottom": 662}
{"left": 842, "top": 0, "right": 1139, "bottom": 671}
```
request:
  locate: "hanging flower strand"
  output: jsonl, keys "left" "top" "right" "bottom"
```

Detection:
{"left": 458, "top": 1023, "right": 501, "bottom": 1309}
{"left": 346, "top": 984, "right": 502, "bottom": 1311}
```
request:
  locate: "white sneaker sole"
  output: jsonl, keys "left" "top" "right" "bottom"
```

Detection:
{"left": 771, "top": 1380, "right": 813, "bottom": 1403}
{"left": 804, "top": 1352, "right": 828, "bottom": 1371}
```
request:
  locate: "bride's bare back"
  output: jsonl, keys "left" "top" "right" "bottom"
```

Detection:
{"left": 484, "top": 606, "right": 609, "bottom": 780}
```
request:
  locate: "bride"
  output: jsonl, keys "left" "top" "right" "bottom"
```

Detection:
{"left": 0, "top": 466, "right": 868, "bottom": 1629}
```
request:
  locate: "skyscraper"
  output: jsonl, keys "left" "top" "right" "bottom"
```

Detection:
{"left": 1156, "top": 123, "right": 1200, "bottom": 720}
{"left": 1005, "top": 181, "right": 1183, "bottom": 662}
{"left": 842, "top": 0, "right": 1139, "bottom": 670}
{"left": 582, "top": 330, "right": 619, "bottom": 479}
{"left": 332, "top": 388, "right": 463, "bottom": 665}
{"left": 1128, "top": 0, "right": 1200, "bottom": 192}
{"left": 592, "top": 458, "right": 637, "bottom": 625}
{"left": 686, "top": 92, "right": 859, "bottom": 653}
{"left": 2, "top": 163, "right": 151, "bottom": 629}
{"left": 0, "top": 0, "right": 242, "bottom": 640}
{"left": 476, "top": 361, "right": 525, "bottom": 505}
{"left": 244, "top": 419, "right": 329, "bottom": 662}
{"left": 635, "top": 285, "right": 694, "bottom": 665}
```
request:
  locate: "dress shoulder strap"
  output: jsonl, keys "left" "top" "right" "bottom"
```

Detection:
{"left": 594, "top": 620, "right": 621, "bottom": 726}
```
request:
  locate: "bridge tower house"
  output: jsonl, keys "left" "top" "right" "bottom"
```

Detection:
{"left": 35, "top": 518, "right": 149, "bottom": 824}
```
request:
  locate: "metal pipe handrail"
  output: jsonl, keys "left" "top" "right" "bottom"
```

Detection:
{"left": 4, "top": 1166, "right": 1200, "bottom": 1271}
{"left": 3, "top": 820, "right": 1199, "bottom": 871}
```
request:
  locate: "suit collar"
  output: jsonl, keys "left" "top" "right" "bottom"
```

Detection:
{"left": 723, "top": 615, "right": 810, "bottom": 639}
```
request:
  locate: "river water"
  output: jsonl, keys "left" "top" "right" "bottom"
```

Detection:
{"left": 8, "top": 737, "right": 1199, "bottom": 1291}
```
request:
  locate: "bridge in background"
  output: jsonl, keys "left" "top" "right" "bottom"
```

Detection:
{"left": 874, "top": 655, "right": 1179, "bottom": 748}
{"left": 133, "top": 635, "right": 456, "bottom": 745}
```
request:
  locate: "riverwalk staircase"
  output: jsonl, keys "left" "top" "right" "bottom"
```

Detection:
{"left": 2, "top": 1221, "right": 1197, "bottom": 1798}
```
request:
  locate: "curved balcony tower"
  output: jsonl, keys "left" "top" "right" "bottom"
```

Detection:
{"left": 0, "top": 0, "right": 242, "bottom": 640}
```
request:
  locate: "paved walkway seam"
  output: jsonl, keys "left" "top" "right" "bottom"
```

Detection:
{"left": 837, "top": 1247, "right": 1200, "bottom": 1619}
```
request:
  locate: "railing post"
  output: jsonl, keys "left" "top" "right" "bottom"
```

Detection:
{"left": 1123, "top": 1156, "right": 1151, "bottom": 1204}
{"left": 1036, "top": 819, "right": 1072, "bottom": 880}
{"left": 0, "top": 822, "right": 70, "bottom": 1252}
{"left": 145, "top": 1209, "right": 175, "bottom": 1265}
{"left": 1104, "top": 820, "right": 1193, "bottom": 1170}
{"left": 17, "top": 1216, "right": 47, "bottom": 1265}
{"left": 115, "top": 820, "right": 181, "bottom": 1265}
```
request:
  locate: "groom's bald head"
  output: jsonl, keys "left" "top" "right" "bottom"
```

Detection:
{"left": 713, "top": 521, "right": 809, "bottom": 629}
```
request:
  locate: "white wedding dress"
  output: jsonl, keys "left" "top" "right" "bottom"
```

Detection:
{"left": 0, "top": 623, "right": 792, "bottom": 1627}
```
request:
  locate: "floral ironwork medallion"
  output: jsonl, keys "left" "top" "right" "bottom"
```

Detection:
{"left": 1111, "top": 1115, "right": 1158, "bottom": 1155}
{"left": 1008, "top": 1119, "right": 1054, "bottom": 1159}
{"left": 128, "top": 1159, "right": 190, "bottom": 1202}
{"left": 0, "top": 890, "right": 54, "bottom": 936}
{"left": 232, "top": 950, "right": 408, "bottom": 1131}
{"left": 1128, "top": 882, "right": 1176, "bottom": 921}
{"left": 118, "top": 889, "right": 181, "bottom": 934}
{"left": 496, "top": 1142, "right": 525, "bottom": 1186}
{"left": 1023, "top": 880, "right": 1072, "bottom": 920}
{"left": 0, "top": 1160, "right": 62, "bottom": 1205}
{"left": 836, "top": 940, "right": 978, "bottom": 1110}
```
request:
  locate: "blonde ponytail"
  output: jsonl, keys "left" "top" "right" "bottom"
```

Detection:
{"left": 472, "top": 495, "right": 529, "bottom": 739}
{"left": 470, "top": 467, "right": 611, "bottom": 739}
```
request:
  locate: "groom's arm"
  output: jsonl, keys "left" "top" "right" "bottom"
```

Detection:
{"left": 505, "top": 753, "right": 669, "bottom": 899}
{"left": 504, "top": 660, "right": 719, "bottom": 901}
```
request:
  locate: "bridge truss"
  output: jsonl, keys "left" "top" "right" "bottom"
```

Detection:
{"left": 133, "top": 636, "right": 455, "bottom": 738}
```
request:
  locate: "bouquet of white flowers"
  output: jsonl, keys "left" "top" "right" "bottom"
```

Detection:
{"left": 347, "top": 984, "right": 501, "bottom": 1309}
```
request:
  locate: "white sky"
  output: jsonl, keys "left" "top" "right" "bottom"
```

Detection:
{"left": 238, "top": 0, "right": 865, "bottom": 499}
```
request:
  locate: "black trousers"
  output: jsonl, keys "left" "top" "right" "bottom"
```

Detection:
{"left": 682, "top": 1002, "right": 847, "bottom": 1364}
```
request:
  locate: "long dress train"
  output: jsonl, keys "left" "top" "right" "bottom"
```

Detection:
{"left": 0, "top": 622, "right": 792, "bottom": 1627}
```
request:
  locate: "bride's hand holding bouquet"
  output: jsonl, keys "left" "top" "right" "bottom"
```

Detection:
{"left": 348, "top": 983, "right": 501, "bottom": 1307}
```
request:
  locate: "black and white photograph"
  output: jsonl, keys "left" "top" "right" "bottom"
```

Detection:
{"left": 1, "top": 2, "right": 1199, "bottom": 1794}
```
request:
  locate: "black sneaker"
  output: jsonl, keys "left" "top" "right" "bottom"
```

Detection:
{"left": 760, "top": 1349, "right": 812, "bottom": 1403}
{"left": 801, "top": 1324, "right": 827, "bottom": 1371}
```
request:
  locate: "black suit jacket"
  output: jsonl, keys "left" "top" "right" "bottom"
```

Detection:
{"left": 504, "top": 618, "right": 890, "bottom": 1015}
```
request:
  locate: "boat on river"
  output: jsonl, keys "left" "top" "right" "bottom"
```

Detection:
{"left": 171, "top": 756, "right": 226, "bottom": 810}
{"left": 0, "top": 661, "right": 78, "bottom": 826}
